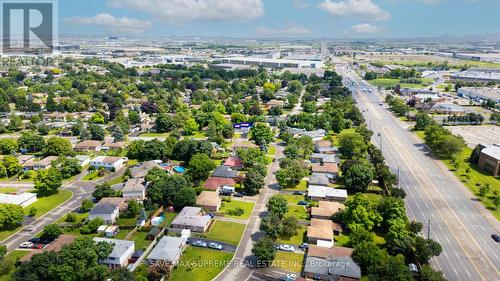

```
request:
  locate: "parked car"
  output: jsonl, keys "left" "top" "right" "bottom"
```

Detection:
{"left": 297, "top": 200, "right": 308, "bottom": 206}
{"left": 293, "top": 191, "right": 305, "bottom": 195}
{"left": 278, "top": 244, "right": 295, "bottom": 252}
{"left": 233, "top": 192, "right": 244, "bottom": 197}
{"left": 299, "top": 243, "right": 309, "bottom": 249}
{"left": 192, "top": 240, "right": 207, "bottom": 248}
{"left": 208, "top": 242, "right": 223, "bottom": 250}
{"left": 492, "top": 234, "right": 500, "bottom": 242}
{"left": 284, "top": 273, "right": 297, "bottom": 281}
{"left": 28, "top": 238, "right": 41, "bottom": 243}
{"left": 19, "top": 242, "right": 33, "bottom": 248}
{"left": 34, "top": 244, "right": 44, "bottom": 249}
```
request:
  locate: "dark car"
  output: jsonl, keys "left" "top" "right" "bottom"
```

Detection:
{"left": 233, "top": 193, "right": 244, "bottom": 197}
{"left": 28, "top": 238, "right": 41, "bottom": 243}
{"left": 492, "top": 234, "right": 500, "bottom": 242}
{"left": 293, "top": 191, "right": 305, "bottom": 196}
{"left": 297, "top": 200, "right": 309, "bottom": 206}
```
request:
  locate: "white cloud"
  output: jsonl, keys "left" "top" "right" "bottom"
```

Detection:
{"left": 65, "top": 13, "right": 152, "bottom": 33}
{"left": 351, "top": 23, "right": 382, "bottom": 34}
{"left": 318, "top": 0, "right": 390, "bottom": 21}
{"left": 292, "top": 0, "right": 310, "bottom": 8}
{"left": 107, "top": 0, "right": 264, "bottom": 22}
{"left": 256, "top": 25, "right": 310, "bottom": 36}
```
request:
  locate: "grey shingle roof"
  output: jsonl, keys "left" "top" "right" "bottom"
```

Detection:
{"left": 303, "top": 256, "right": 361, "bottom": 279}
{"left": 211, "top": 166, "right": 238, "bottom": 178}
{"left": 147, "top": 236, "right": 183, "bottom": 262}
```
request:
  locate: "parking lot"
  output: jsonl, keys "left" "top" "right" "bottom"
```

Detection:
{"left": 446, "top": 125, "right": 499, "bottom": 148}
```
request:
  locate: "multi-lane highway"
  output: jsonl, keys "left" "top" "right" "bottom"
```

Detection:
{"left": 337, "top": 65, "right": 500, "bottom": 281}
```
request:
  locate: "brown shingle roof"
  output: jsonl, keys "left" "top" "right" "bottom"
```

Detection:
{"left": 196, "top": 191, "right": 221, "bottom": 208}
{"left": 311, "top": 163, "right": 338, "bottom": 173}
{"left": 308, "top": 245, "right": 354, "bottom": 259}
{"left": 203, "top": 177, "right": 236, "bottom": 191}
{"left": 311, "top": 201, "right": 345, "bottom": 218}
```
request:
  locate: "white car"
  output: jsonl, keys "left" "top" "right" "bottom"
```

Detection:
{"left": 279, "top": 244, "right": 295, "bottom": 252}
{"left": 286, "top": 273, "right": 297, "bottom": 281}
{"left": 19, "top": 242, "right": 33, "bottom": 248}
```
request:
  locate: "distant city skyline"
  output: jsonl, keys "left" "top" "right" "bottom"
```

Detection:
{"left": 60, "top": 0, "right": 500, "bottom": 39}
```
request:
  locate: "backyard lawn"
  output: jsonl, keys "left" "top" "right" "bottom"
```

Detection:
{"left": 159, "top": 212, "right": 178, "bottom": 228}
{"left": 285, "top": 206, "right": 309, "bottom": 221}
{"left": 219, "top": 199, "right": 255, "bottom": 219}
{"left": 132, "top": 230, "right": 151, "bottom": 250}
{"left": 273, "top": 252, "right": 304, "bottom": 273}
{"left": 106, "top": 175, "right": 126, "bottom": 186}
{"left": 82, "top": 170, "right": 102, "bottom": 181}
{"left": 116, "top": 216, "right": 138, "bottom": 227}
{"left": 204, "top": 220, "right": 245, "bottom": 246}
{"left": 283, "top": 179, "right": 307, "bottom": 191}
{"left": 169, "top": 247, "right": 233, "bottom": 281}
{"left": 277, "top": 225, "right": 307, "bottom": 245}
{"left": 0, "top": 250, "right": 29, "bottom": 281}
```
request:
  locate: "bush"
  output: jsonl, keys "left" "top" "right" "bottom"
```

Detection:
{"left": 80, "top": 217, "right": 104, "bottom": 234}
{"left": 226, "top": 207, "right": 244, "bottom": 216}
{"left": 65, "top": 213, "right": 77, "bottom": 222}
{"left": 28, "top": 206, "right": 37, "bottom": 217}
{"left": 81, "top": 199, "right": 94, "bottom": 212}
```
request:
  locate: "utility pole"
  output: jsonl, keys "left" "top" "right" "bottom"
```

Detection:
{"left": 378, "top": 133, "right": 382, "bottom": 153}
{"left": 397, "top": 167, "right": 400, "bottom": 188}
{"left": 427, "top": 219, "right": 431, "bottom": 239}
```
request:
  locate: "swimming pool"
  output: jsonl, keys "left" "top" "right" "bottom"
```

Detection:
{"left": 173, "top": 166, "right": 186, "bottom": 173}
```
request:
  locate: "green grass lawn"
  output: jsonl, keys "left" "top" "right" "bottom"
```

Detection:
{"left": 159, "top": 212, "right": 178, "bottom": 228}
{"left": 0, "top": 187, "right": 17, "bottom": 193}
{"left": 364, "top": 193, "right": 382, "bottom": 207}
{"left": 116, "top": 216, "right": 138, "bottom": 227}
{"left": 192, "top": 132, "right": 207, "bottom": 139}
{"left": 82, "top": 170, "right": 102, "bottom": 181}
{"left": 25, "top": 190, "right": 73, "bottom": 219}
{"left": 132, "top": 230, "right": 151, "bottom": 250}
{"left": 414, "top": 131, "right": 500, "bottom": 220}
{"left": 0, "top": 250, "right": 29, "bottom": 281}
{"left": 55, "top": 212, "right": 88, "bottom": 224}
{"left": 106, "top": 175, "right": 126, "bottom": 186}
{"left": 277, "top": 225, "right": 307, "bottom": 245}
{"left": 127, "top": 159, "right": 139, "bottom": 167}
{"left": 267, "top": 146, "right": 277, "bottom": 156}
{"left": 114, "top": 230, "right": 129, "bottom": 239}
{"left": 219, "top": 199, "right": 255, "bottom": 219}
{"left": 283, "top": 179, "right": 307, "bottom": 191}
{"left": 203, "top": 221, "right": 245, "bottom": 246}
{"left": 138, "top": 133, "right": 170, "bottom": 137}
{"left": 335, "top": 232, "right": 385, "bottom": 247}
{"left": 285, "top": 206, "right": 309, "bottom": 221}
{"left": 331, "top": 128, "right": 356, "bottom": 147}
{"left": 170, "top": 247, "right": 233, "bottom": 281}
{"left": 273, "top": 252, "right": 304, "bottom": 273}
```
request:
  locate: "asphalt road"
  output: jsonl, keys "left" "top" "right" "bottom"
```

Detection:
{"left": 337, "top": 65, "right": 500, "bottom": 281}
{"left": 213, "top": 144, "right": 284, "bottom": 281}
{"left": 187, "top": 237, "right": 237, "bottom": 254}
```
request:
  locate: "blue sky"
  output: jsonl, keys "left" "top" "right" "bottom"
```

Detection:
{"left": 59, "top": 0, "right": 500, "bottom": 38}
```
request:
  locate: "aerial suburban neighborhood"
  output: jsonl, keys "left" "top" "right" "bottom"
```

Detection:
{"left": 0, "top": 1, "right": 499, "bottom": 281}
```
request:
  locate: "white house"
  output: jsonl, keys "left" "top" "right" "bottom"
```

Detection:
{"left": 122, "top": 178, "right": 146, "bottom": 202}
{"left": 308, "top": 185, "right": 347, "bottom": 202}
{"left": 146, "top": 235, "right": 188, "bottom": 266}
{"left": 93, "top": 238, "right": 135, "bottom": 269}
{"left": 0, "top": 192, "right": 37, "bottom": 207}
{"left": 90, "top": 156, "right": 125, "bottom": 171}
{"left": 87, "top": 198, "right": 125, "bottom": 224}
{"left": 74, "top": 155, "right": 90, "bottom": 167}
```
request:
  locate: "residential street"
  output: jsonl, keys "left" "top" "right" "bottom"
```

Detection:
{"left": 213, "top": 144, "right": 283, "bottom": 281}
{"left": 337, "top": 65, "right": 500, "bottom": 281}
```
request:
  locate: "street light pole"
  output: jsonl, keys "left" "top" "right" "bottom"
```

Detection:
{"left": 427, "top": 219, "right": 431, "bottom": 239}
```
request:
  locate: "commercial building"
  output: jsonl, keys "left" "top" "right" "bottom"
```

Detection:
{"left": 457, "top": 87, "right": 500, "bottom": 103}
{"left": 451, "top": 69, "right": 500, "bottom": 83}
{"left": 478, "top": 145, "right": 500, "bottom": 176}
{"left": 221, "top": 57, "right": 324, "bottom": 69}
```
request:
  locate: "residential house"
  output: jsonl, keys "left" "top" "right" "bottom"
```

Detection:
{"left": 314, "top": 140, "right": 337, "bottom": 154}
{"left": 146, "top": 236, "right": 188, "bottom": 266}
{"left": 310, "top": 153, "right": 338, "bottom": 164}
{"left": 308, "top": 173, "right": 330, "bottom": 186}
{"left": 196, "top": 191, "right": 222, "bottom": 212}
{"left": 203, "top": 177, "right": 236, "bottom": 192}
{"left": 90, "top": 156, "right": 125, "bottom": 171}
{"left": 307, "top": 245, "right": 354, "bottom": 260}
{"left": 211, "top": 166, "right": 239, "bottom": 179}
{"left": 122, "top": 178, "right": 146, "bottom": 202}
{"left": 311, "top": 201, "right": 345, "bottom": 220}
{"left": 88, "top": 198, "right": 126, "bottom": 224}
{"left": 224, "top": 156, "right": 244, "bottom": 170}
{"left": 101, "top": 141, "right": 128, "bottom": 151}
{"left": 303, "top": 256, "right": 361, "bottom": 281}
{"left": 287, "top": 127, "right": 306, "bottom": 138}
{"left": 171, "top": 207, "right": 212, "bottom": 232}
{"left": 478, "top": 145, "right": 500, "bottom": 176}
{"left": 24, "top": 156, "right": 58, "bottom": 171}
{"left": 130, "top": 160, "right": 161, "bottom": 179}
{"left": 308, "top": 185, "right": 347, "bottom": 202}
{"left": 93, "top": 238, "right": 135, "bottom": 269}
{"left": 17, "top": 155, "right": 34, "bottom": 165}
{"left": 311, "top": 162, "right": 339, "bottom": 180}
{"left": 302, "top": 129, "right": 326, "bottom": 141}
{"left": 74, "top": 155, "right": 90, "bottom": 167}
{"left": 307, "top": 219, "right": 334, "bottom": 247}
{"left": 74, "top": 140, "right": 102, "bottom": 152}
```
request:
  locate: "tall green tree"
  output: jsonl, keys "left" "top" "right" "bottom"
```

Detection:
{"left": 34, "top": 167, "right": 62, "bottom": 195}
